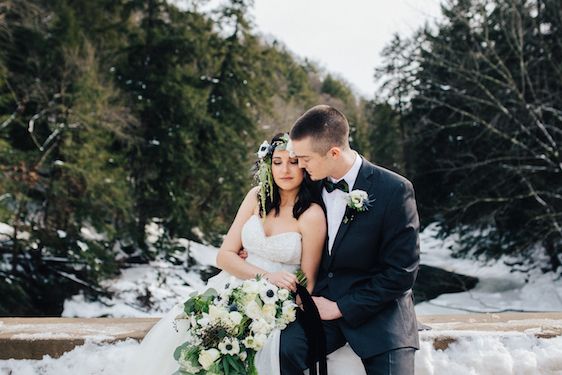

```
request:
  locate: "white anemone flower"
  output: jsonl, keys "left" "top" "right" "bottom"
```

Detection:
{"left": 218, "top": 337, "right": 240, "bottom": 356}
{"left": 259, "top": 283, "right": 279, "bottom": 304}
{"left": 257, "top": 141, "right": 270, "bottom": 159}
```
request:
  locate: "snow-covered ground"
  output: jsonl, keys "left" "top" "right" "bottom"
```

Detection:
{"left": 62, "top": 240, "right": 217, "bottom": 318}
{"left": 2, "top": 222, "right": 562, "bottom": 374}
{"left": 2, "top": 332, "right": 561, "bottom": 374}
{"left": 416, "top": 223, "right": 562, "bottom": 315}
{"left": 61, "top": 222, "right": 562, "bottom": 318}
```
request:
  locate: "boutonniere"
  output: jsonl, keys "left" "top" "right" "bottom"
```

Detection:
{"left": 343, "top": 190, "right": 372, "bottom": 223}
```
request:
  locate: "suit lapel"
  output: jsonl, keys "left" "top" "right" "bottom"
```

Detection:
{"left": 327, "top": 158, "right": 375, "bottom": 268}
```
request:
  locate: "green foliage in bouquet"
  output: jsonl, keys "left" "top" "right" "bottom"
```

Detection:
{"left": 295, "top": 269, "right": 308, "bottom": 289}
{"left": 173, "top": 277, "right": 297, "bottom": 375}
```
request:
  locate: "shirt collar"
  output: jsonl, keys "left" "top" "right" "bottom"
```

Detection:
{"left": 329, "top": 151, "right": 362, "bottom": 190}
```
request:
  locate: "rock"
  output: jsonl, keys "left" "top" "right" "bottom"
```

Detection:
{"left": 414, "top": 264, "right": 478, "bottom": 304}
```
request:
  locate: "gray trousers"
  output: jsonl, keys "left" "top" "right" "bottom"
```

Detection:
{"left": 280, "top": 318, "right": 415, "bottom": 375}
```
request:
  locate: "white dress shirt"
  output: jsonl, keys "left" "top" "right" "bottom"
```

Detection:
{"left": 323, "top": 152, "right": 363, "bottom": 254}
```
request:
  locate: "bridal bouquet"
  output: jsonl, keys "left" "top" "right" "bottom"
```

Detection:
{"left": 173, "top": 276, "right": 298, "bottom": 375}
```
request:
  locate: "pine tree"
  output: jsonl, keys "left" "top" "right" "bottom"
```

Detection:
{"left": 0, "top": 0, "right": 135, "bottom": 314}
{"left": 378, "top": 0, "right": 562, "bottom": 269}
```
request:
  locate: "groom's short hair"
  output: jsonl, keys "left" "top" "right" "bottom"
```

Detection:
{"left": 290, "top": 105, "right": 350, "bottom": 154}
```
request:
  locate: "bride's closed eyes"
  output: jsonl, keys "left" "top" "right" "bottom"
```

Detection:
{"left": 273, "top": 158, "right": 299, "bottom": 165}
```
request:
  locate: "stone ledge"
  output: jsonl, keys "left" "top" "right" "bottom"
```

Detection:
{"left": 0, "top": 318, "right": 157, "bottom": 360}
{"left": 419, "top": 312, "right": 562, "bottom": 350}
{"left": 1, "top": 313, "right": 562, "bottom": 360}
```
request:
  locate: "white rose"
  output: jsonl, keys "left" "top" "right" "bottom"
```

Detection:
{"left": 228, "top": 311, "right": 243, "bottom": 326}
{"left": 242, "top": 279, "right": 260, "bottom": 294}
{"left": 178, "top": 354, "right": 201, "bottom": 373}
{"left": 198, "top": 348, "right": 220, "bottom": 370}
{"left": 261, "top": 303, "right": 277, "bottom": 322}
{"left": 282, "top": 309, "right": 296, "bottom": 324}
{"left": 251, "top": 318, "right": 274, "bottom": 336}
{"left": 240, "top": 292, "right": 259, "bottom": 307}
{"left": 253, "top": 333, "right": 268, "bottom": 350}
{"left": 277, "top": 288, "right": 290, "bottom": 301}
{"left": 208, "top": 305, "right": 228, "bottom": 322}
{"left": 347, "top": 190, "right": 369, "bottom": 209}
{"left": 239, "top": 351, "right": 248, "bottom": 361}
{"left": 198, "top": 314, "right": 211, "bottom": 327}
{"left": 244, "top": 300, "right": 263, "bottom": 320}
{"left": 282, "top": 299, "right": 297, "bottom": 311}
{"left": 280, "top": 300, "right": 297, "bottom": 324}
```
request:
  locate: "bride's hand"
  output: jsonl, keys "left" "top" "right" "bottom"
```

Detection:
{"left": 264, "top": 271, "right": 297, "bottom": 292}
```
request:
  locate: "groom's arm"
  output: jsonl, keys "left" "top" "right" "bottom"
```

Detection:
{"left": 335, "top": 180, "right": 420, "bottom": 327}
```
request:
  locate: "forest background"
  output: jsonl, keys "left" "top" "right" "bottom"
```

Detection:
{"left": 0, "top": 0, "right": 560, "bottom": 315}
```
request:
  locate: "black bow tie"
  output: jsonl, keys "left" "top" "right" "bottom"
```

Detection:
{"left": 324, "top": 179, "right": 349, "bottom": 193}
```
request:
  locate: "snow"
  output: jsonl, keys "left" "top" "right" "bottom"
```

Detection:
{"left": 1, "top": 333, "right": 561, "bottom": 374}
{"left": 0, "top": 223, "right": 29, "bottom": 240}
{"left": 76, "top": 241, "right": 89, "bottom": 252}
{"left": 417, "top": 333, "right": 562, "bottom": 375}
{"left": 62, "top": 241, "right": 218, "bottom": 318}
{"left": 416, "top": 223, "right": 562, "bottom": 315}
{"left": 0, "top": 339, "right": 140, "bottom": 375}
{"left": 80, "top": 226, "right": 106, "bottom": 241}
{"left": 3, "top": 221, "right": 562, "bottom": 374}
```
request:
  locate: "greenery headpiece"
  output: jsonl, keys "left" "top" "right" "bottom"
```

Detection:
{"left": 255, "top": 133, "right": 293, "bottom": 217}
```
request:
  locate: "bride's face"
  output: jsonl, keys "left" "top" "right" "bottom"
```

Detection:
{"left": 271, "top": 149, "right": 304, "bottom": 191}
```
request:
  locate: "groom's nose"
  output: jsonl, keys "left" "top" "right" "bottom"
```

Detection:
{"left": 298, "top": 158, "right": 306, "bottom": 168}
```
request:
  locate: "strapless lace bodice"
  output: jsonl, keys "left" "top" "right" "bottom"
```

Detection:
{"left": 206, "top": 215, "right": 302, "bottom": 291}
{"left": 241, "top": 215, "right": 301, "bottom": 269}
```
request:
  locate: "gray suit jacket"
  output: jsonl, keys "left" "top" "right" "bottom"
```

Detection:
{"left": 313, "top": 157, "right": 420, "bottom": 358}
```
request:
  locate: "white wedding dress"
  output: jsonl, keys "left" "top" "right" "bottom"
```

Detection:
{"left": 124, "top": 214, "right": 365, "bottom": 375}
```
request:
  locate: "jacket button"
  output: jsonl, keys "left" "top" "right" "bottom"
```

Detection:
{"left": 328, "top": 272, "right": 334, "bottom": 278}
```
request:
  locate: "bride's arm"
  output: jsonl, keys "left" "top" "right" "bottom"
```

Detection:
{"left": 216, "top": 187, "right": 269, "bottom": 280}
{"left": 298, "top": 203, "right": 327, "bottom": 293}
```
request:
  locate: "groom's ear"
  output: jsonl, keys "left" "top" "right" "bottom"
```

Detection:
{"left": 328, "top": 147, "right": 341, "bottom": 159}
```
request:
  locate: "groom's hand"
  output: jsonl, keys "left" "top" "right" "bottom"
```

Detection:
{"left": 312, "top": 296, "right": 342, "bottom": 320}
{"left": 237, "top": 248, "right": 248, "bottom": 260}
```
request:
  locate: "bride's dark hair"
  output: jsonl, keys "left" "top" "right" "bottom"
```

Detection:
{"left": 257, "top": 133, "right": 315, "bottom": 220}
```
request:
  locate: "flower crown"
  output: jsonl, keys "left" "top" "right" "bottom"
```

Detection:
{"left": 254, "top": 133, "right": 294, "bottom": 217}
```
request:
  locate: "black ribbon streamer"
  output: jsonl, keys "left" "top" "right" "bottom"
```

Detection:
{"left": 295, "top": 284, "right": 328, "bottom": 375}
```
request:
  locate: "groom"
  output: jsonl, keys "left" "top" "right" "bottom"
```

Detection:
{"left": 281, "top": 105, "right": 420, "bottom": 374}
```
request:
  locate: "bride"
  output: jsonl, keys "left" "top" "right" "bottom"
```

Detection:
{"left": 125, "top": 133, "right": 364, "bottom": 375}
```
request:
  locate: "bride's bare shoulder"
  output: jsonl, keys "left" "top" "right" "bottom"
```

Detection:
{"left": 298, "top": 203, "right": 325, "bottom": 226}
{"left": 247, "top": 185, "right": 260, "bottom": 199}
{"left": 240, "top": 186, "right": 260, "bottom": 214}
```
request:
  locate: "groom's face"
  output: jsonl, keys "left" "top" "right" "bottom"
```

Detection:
{"left": 291, "top": 137, "right": 330, "bottom": 181}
